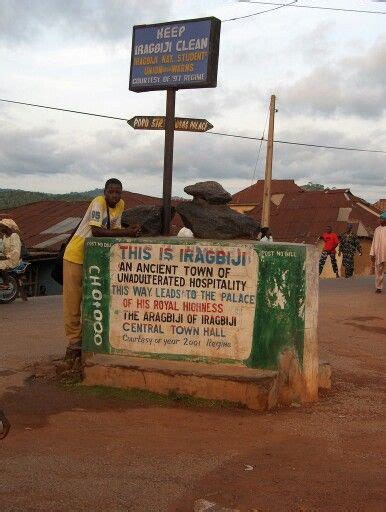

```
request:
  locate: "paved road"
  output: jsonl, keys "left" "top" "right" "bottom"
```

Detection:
{"left": 1, "top": 296, "right": 67, "bottom": 393}
{"left": 0, "top": 279, "right": 385, "bottom": 511}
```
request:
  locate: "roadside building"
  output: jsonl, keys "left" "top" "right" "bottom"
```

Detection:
{"left": 1, "top": 190, "right": 162, "bottom": 296}
{"left": 231, "top": 179, "right": 300, "bottom": 214}
{"left": 2, "top": 181, "right": 381, "bottom": 292}
{"left": 231, "top": 181, "right": 381, "bottom": 278}
{"left": 373, "top": 199, "right": 386, "bottom": 212}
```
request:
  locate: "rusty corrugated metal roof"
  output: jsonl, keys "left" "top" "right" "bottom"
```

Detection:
{"left": 232, "top": 179, "right": 301, "bottom": 205}
{"left": 2, "top": 186, "right": 381, "bottom": 250}
{"left": 245, "top": 189, "right": 380, "bottom": 242}
{"left": 373, "top": 199, "right": 386, "bottom": 212}
{"left": 1, "top": 190, "right": 162, "bottom": 252}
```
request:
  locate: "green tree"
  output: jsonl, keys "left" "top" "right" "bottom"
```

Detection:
{"left": 301, "top": 182, "right": 325, "bottom": 191}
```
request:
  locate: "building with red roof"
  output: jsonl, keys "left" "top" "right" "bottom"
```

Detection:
{"left": 2, "top": 181, "right": 381, "bottom": 294}
{"left": 0, "top": 190, "right": 162, "bottom": 295}
{"left": 373, "top": 199, "right": 386, "bottom": 212}
{"left": 230, "top": 182, "right": 381, "bottom": 278}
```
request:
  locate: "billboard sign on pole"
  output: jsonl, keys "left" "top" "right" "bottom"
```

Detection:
{"left": 129, "top": 17, "right": 221, "bottom": 92}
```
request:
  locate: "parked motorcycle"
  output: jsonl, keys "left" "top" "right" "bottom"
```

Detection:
{"left": 0, "top": 261, "right": 30, "bottom": 304}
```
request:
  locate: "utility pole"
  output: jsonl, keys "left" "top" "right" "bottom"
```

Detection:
{"left": 261, "top": 95, "right": 276, "bottom": 228}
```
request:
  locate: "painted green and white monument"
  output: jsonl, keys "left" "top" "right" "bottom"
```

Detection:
{"left": 82, "top": 238, "right": 318, "bottom": 382}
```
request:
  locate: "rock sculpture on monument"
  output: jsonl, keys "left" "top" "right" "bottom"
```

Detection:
{"left": 121, "top": 205, "right": 176, "bottom": 236}
{"left": 121, "top": 181, "right": 260, "bottom": 239}
{"left": 177, "top": 181, "right": 261, "bottom": 239}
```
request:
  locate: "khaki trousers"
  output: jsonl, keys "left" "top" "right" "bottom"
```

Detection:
{"left": 63, "top": 260, "right": 83, "bottom": 345}
{"left": 375, "top": 262, "right": 384, "bottom": 291}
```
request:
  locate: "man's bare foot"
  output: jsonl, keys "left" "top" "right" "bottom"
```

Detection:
{"left": 64, "top": 342, "right": 82, "bottom": 362}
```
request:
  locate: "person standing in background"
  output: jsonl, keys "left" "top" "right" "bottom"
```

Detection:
{"left": 0, "top": 219, "right": 22, "bottom": 289}
{"left": 319, "top": 226, "right": 340, "bottom": 278}
{"left": 260, "top": 227, "right": 273, "bottom": 242}
{"left": 370, "top": 212, "right": 386, "bottom": 294}
{"left": 339, "top": 224, "right": 362, "bottom": 278}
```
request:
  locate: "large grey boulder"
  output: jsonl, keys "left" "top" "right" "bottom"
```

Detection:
{"left": 184, "top": 181, "right": 232, "bottom": 205}
{"left": 121, "top": 205, "right": 175, "bottom": 236}
{"left": 176, "top": 201, "right": 260, "bottom": 239}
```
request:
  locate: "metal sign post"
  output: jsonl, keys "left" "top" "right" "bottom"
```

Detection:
{"left": 129, "top": 16, "right": 221, "bottom": 234}
{"left": 127, "top": 112, "right": 214, "bottom": 235}
{"left": 162, "top": 89, "right": 176, "bottom": 235}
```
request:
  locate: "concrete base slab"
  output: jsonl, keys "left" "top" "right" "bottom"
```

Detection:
{"left": 83, "top": 354, "right": 280, "bottom": 411}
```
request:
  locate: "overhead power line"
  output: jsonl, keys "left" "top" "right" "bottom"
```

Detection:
{"left": 1, "top": 97, "right": 385, "bottom": 154}
{"left": 0, "top": 98, "right": 128, "bottom": 121}
{"left": 239, "top": 1, "right": 386, "bottom": 15}
{"left": 222, "top": 0, "right": 297, "bottom": 22}
{"left": 207, "top": 131, "right": 386, "bottom": 154}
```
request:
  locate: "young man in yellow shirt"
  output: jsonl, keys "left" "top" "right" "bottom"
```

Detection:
{"left": 63, "top": 178, "right": 140, "bottom": 362}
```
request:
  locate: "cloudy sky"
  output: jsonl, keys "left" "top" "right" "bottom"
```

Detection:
{"left": 0, "top": 0, "right": 385, "bottom": 202}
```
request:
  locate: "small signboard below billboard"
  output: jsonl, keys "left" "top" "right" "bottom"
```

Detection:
{"left": 129, "top": 17, "right": 221, "bottom": 92}
{"left": 127, "top": 116, "right": 213, "bottom": 132}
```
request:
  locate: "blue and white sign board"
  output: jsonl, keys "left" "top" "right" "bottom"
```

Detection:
{"left": 129, "top": 17, "right": 221, "bottom": 92}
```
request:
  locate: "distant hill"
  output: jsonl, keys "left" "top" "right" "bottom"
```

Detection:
{"left": 0, "top": 188, "right": 103, "bottom": 209}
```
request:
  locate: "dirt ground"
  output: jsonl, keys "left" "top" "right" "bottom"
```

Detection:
{"left": 0, "top": 277, "right": 385, "bottom": 511}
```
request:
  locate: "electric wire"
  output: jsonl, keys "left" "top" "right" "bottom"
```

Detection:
{"left": 271, "top": 138, "right": 386, "bottom": 153}
{"left": 222, "top": 0, "right": 297, "bottom": 22}
{"left": 239, "top": 1, "right": 386, "bottom": 15}
{"left": 0, "top": 98, "right": 128, "bottom": 121}
{"left": 1, "top": 97, "right": 385, "bottom": 154}
{"left": 207, "top": 131, "right": 386, "bottom": 153}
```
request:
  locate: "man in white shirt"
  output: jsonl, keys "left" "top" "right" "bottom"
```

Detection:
{"left": 260, "top": 227, "right": 273, "bottom": 242}
{"left": 370, "top": 212, "right": 386, "bottom": 294}
{"left": 0, "top": 219, "right": 22, "bottom": 290}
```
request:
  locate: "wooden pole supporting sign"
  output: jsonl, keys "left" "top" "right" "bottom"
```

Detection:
{"left": 162, "top": 89, "right": 176, "bottom": 235}
{"left": 129, "top": 17, "right": 221, "bottom": 235}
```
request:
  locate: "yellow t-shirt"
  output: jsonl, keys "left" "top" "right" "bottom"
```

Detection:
{"left": 64, "top": 196, "right": 124, "bottom": 264}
